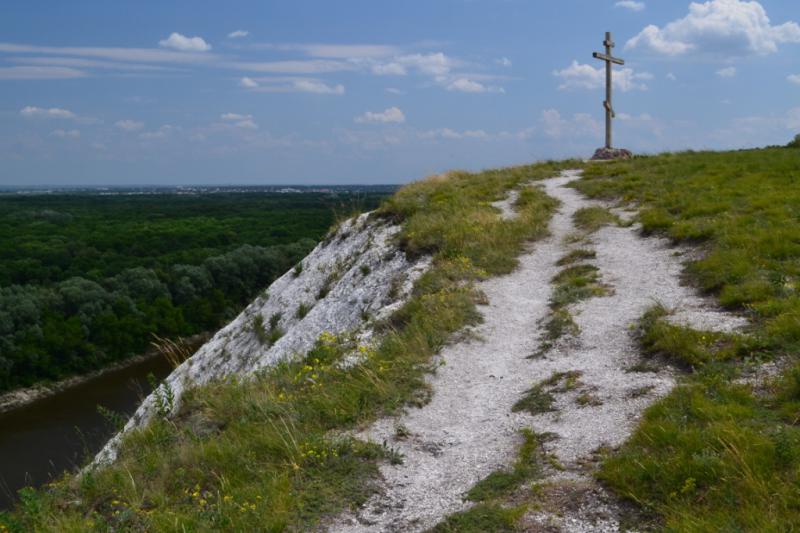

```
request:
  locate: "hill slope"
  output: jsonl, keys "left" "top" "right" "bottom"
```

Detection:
{"left": 4, "top": 149, "right": 800, "bottom": 531}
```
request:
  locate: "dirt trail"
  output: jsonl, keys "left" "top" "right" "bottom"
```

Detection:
{"left": 331, "top": 170, "right": 746, "bottom": 532}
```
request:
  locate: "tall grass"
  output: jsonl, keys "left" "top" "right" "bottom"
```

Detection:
{"left": 0, "top": 160, "right": 575, "bottom": 532}
{"left": 577, "top": 148, "right": 800, "bottom": 530}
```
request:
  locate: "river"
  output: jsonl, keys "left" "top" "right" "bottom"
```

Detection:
{"left": 0, "top": 354, "right": 173, "bottom": 510}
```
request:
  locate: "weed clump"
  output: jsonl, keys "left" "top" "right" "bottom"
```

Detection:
{"left": 573, "top": 206, "right": 621, "bottom": 233}
{"left": 556, "top": 248, "right": 597, "bottom": 266}
{"left": 512, "top": 371, "right": 582, "bottom": 415}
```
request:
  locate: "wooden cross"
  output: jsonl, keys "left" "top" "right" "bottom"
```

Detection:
{"left": 592, "top": 32, "right": 625, "bottom": 149}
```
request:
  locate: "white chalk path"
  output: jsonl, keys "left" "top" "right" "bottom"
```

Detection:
{"left": 330, "top": 170, "right": 746, "bottom": 532}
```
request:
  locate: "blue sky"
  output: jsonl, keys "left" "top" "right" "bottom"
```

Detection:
{"left": 1, "top": 0, "right": 799, "bottom": 185}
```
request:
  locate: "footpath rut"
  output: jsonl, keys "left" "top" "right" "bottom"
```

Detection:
{"left": 331, "top": 170, "right": 746, "bottom": 532}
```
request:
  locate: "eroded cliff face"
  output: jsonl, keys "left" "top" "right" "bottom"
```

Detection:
{"left": 93, "top": 212, "right": 430, "bottom": 466}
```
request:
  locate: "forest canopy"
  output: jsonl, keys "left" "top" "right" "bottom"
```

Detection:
{"left": 0, "top": 189, "right": 390, "bottom": 393}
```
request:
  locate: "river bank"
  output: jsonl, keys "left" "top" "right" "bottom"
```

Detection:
{"left": 0, "top": 333, "right": 209, "bottom": 416}
{"left": 0, "top": 333, "right": 210, "bottom": 510}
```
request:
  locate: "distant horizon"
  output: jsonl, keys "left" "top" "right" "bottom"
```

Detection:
{"left": 0, "top": 182, "right": 400, "bottom": 191}
{"left": 2, "top": 0, "right": 799, "bottom": 186}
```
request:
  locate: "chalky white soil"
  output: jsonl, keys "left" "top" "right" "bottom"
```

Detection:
{"left": 93, "top": 213, "right": 431, "bottom": 466}
{"left": 331, "top": 170, "right": 747, "bottom": 532}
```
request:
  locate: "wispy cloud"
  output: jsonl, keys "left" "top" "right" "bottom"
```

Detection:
{"left": 232, "top": 60, "right": 355, "bottom": 74}
{"left": 254, "top": 43, "right": 400, "bottom": 59}
{"left": 228, "top": 30, "right": 249, "bottom": 39}
{"left": 20, "top": 106, "right": 76, "bottom": 119}
{"left": 7, "top": 56, "right": 175, "bottom": 71}
{"left": 0, "top": 66, "right": 86, "bottom": 80}
{"left": 614, "top": 1, "right": 645, "bottom": 12}
{"left": 239, "top": 76, "right": 258, "bottom": 88}
{"left": 788, "top": 74, "right": 800, "bottom": 86}
{"left": 50, "top": 128, "right": 80, "bottom": 139}
{"left": 241, "top": 76, "right": 345, "bottom": 95}
{"left": 355, "top": 107, "right": 406, "bottom": 124}
{"left": 446, "top": 77, "right": 504, "bottom": 93}
{"left": 716, "top": 66, "right": 737, "bottom": 77}
{"left": 220, "top": 113, "right": 259, "bottom": 129}
{"left": 540, "top": 109, "right": 602, "bottom": 140}
{"left": 554, "top": 60, "right": 653, "bottom": 91}
{"left": 0, "top": 42, "right": 217, "bottom": 64}
{"left": 419, "top": 128, "right": 489, "bottom": 140}
{"left": 115, "top": 119, "right": 144, "bottom": 131}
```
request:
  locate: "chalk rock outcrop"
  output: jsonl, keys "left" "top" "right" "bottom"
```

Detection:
{"left": 93, "top": 212, "right": 430, "bottom": 466}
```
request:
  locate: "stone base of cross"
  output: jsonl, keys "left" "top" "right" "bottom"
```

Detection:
{"left": 590, "top": 147, "right": 633, "bottom": 161}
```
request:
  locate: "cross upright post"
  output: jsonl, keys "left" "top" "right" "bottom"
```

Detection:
{"left": 593, "top": 32, "right": 625, "bottom": 150}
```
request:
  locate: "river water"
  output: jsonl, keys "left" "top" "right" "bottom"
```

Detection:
{"left": 0, "top": 354, "right": 173, "bottom": 510}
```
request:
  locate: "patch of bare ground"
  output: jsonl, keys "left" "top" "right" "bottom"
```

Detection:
{"left": 329, "top": 170, "right": 748, "bottom": 532}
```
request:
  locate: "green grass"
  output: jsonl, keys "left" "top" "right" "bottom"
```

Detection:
{"left": 549, "top": 264, "right": 608, "bottom": 310}
{"left": 576, "top": 147, "right": 800, "bottom": 530}
{"left": 0, "top": 160, "right": 577, "bottom": 532}
{"left": 428, "top": 503, "right": 523, "bottom": 532}
{"left": 433, "top": 429, "right": 549, "bottom": 531}
{"left": 572, "top": 206, "right": 621, "bottom": 233}
{"left": 556, "top": 248, "right": 597, "bottom": 266}
{"left": 465, "top": 429, "right": 543, "bottom": 502}
{"left": 637, "top": 305, "right": 747, "bottom": 369}
{"left": 535, "top": 259, "right": 608, "bottom": 356}
{"left": 512, "top": 371, "right": 582, "bottom": 415}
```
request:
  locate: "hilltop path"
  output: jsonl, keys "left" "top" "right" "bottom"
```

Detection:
{"left": 331, "top": 170, "right": 745, "bottom": 532}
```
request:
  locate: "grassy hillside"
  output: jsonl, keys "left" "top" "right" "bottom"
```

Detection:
{"left": 0, "top": 161, "right": 574, "bottom": 532}
{"left": 574, "top": 147, "right": 800, "bottom": 530}
{"left": 7, "top": 147, "right": 799, "bottom": 531}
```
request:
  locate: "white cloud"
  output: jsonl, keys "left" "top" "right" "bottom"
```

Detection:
{"left": 355, "top": 107, "right": 406, "bottom": 124}
{"left": 115, "top": 119, "right": 144, "bottom": 131}
{"left": 540, "top": 109, "right": 602, "bottom": 139}
{"left": 221, "top": 113, "right": 259, "bottom": 129}
{"left": 0, "top": 42, "right": 218, "bottom": 64}
{"left": 0, "top": 66, "right": 86, "bottom": 79}
{"left": 50, "top": 129, "right": 80, "bottom": 139}
{"left": 385, "top": 87, "right": 404, "bottom": 95}
{"left": 9, "top": 57, "right": 173, "bottom": 72}
{"left": 20, "top": 106, "right": 76, "bottom": 119}
{"left": 495, "top": 57, "right": 512, "bottom": 67}
{"left": 139, "top": 125, "right": 177, "bottom": 140}
{"left": 233, "top": 60, "right": 354, "bottom": 74}
{"left": 666, "top": 72, "right": 677, "bottom": 80}
{"left": 158, "top": 33, "right": 211, "bottom": 52}
{"left": 788, "top": 74, "right": 800, "bottom": 85}
{"left": 292, "top": 79, "right": 345, "bottom": 94}
{"left": 447, "top": 78, "right": 486, "bottom": 92}
{"left": 446, "top": 77, "right": 505, "bottom": 93}
{"left": 243, "top": 77, "right": 346, "bottom": 94}
{"left": 220, "top": 113, "right": 249, "bottom": 121}
{"left": 396, "top": 52, "right": 456, "bottom": 77}
{"left": 239, "top": 76, "right": 258, "bottom": 88}
{"left": 617, "top": 112, "right": 653, "bottom": 121}
{"left": 371, "top": 62, "right": 407, "bottom": 75}
{"left": 419, "top": 128, "right": 490, "bottom": 140}
{"left": 717, "top": 66, "right": 737, "bottom": 77}
{"left": 271, "top": 43, "right": 400, "bottom": 59}
{"left": 625, "top": 0, "right": 800, "bottom": 57}
{"left": 228, "top": 30, "right": 249, "bottom": 39}
{"left": 615, "top": 1, "right": 645, "bottom": 12}
{"left": 554, "top": 60, "right": 653, "bottom": 91}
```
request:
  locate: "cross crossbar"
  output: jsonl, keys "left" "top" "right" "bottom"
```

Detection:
{"left": 592, "top": 52, "right": 624, "bottom": 65}
{"left": 593, "top": 31, "right": 625, "bottom": 149}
